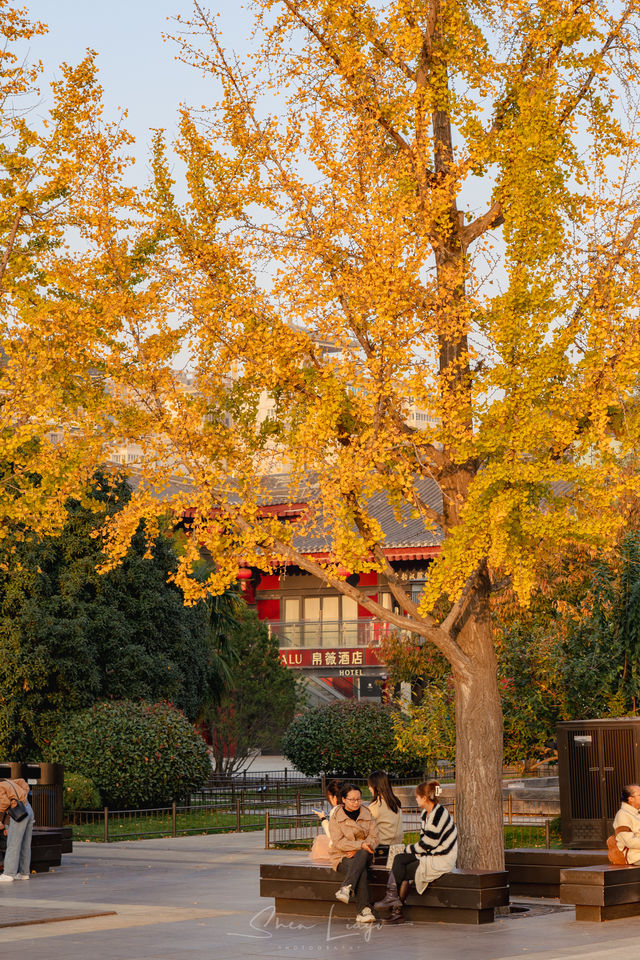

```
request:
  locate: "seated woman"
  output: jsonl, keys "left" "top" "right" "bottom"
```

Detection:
{"left": 328, "top": 784, "right": 379, "bottom": 924}
{"left": 310, "top": 779, "right": 344, "bottom": 861}
{"left": 612, "top": 784, "right": 640, "bottom": 864}
{"left": 367, "top": 770, "right": 403, "bottom": 850}
{"left": 381, "top": 779, "right": 457, "bottom": 925}
{"left": 368, "top": 770, "right": 404, "bottom": 906}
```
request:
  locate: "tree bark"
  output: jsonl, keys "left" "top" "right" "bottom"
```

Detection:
{"left": 451, "top": 577, "right": 504, "bottom": 870}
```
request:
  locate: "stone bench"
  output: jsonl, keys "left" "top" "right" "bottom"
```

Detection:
{"left": 260, "top": 861, "right": 509, "bottom": 925}
{"left": 0, "top": 827, "right": 63, "bottom": 874}
{"left": 506, "top": 848, "right": 609, "bottom": 898}
{"left": 560, "top": 863, "right": 640, "bottom": 921}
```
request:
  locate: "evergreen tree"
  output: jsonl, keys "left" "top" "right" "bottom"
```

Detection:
{"left": 0, "top": 473, "right": 231, "bottom": 758}
{"left": 203, "top": 605, "right": 298, "bottom": 774}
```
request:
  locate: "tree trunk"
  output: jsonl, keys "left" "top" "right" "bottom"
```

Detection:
{"left": 452, "top": 584, "right": 504, "bottom": 870}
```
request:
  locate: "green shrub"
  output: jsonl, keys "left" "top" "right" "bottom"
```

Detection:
{"left": 47, "top": 700, "right": 211, "bottom": 808}
{"left": 281, "top": 700, "right": 423, "bottom": 777}
{"left": 63, "top": 772, "right": 102, "bottom": 812}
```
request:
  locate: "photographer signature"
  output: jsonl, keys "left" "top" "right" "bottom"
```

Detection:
{"left": 228, "top": 904, "right": 388, "bottom": 943}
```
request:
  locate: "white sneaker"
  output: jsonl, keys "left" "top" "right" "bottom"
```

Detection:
{"left": 0, "top": 874, "right": 14, "bottom": 883}
{"left": 356, "top": 907, "right": 376, "bottom": 923}
{"left": 335, "top": 884, "right": 352, "bottom": 903}
{"left": 15, "top": 874, "right": 29, "bottom": 880}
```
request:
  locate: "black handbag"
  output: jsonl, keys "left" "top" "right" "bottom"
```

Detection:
{"left": 4, "top": 780, "right": 28, "bottom": 822}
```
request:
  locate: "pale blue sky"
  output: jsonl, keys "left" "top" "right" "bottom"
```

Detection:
{"left": 26, "top": 1, "right": 243, "bottom": 169}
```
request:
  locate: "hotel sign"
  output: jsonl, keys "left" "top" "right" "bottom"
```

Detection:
{"left": 279, "top": 647, "right": 382, "bottom": 670}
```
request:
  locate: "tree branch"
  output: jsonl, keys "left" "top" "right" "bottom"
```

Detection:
{"left": 279, "top": 0, "right": 420, "bottom": 162}
{"left": 268, "top": 533, "right": 471, "bottom": 673}
{"left": 557, "top": 4, "right": 635, "bottom": 127}
{"left": 0, "top": 206, "right": 27, "bottom": 286}
{"left": 461, "top": 201, "right": 504, "bottom": 249}
{"left": 441, "top": 565, "right": 485, "bottom": 638}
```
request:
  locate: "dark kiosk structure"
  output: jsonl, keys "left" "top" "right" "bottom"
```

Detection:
{"left": 558, "top": 718, "right": 640, "bottom": 848}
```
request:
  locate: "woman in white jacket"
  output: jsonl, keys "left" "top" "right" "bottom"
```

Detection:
{"left": 613, "top": 784, "right": 640, "bottom": 864}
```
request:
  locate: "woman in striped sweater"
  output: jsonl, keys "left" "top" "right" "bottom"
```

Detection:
{"left": 378, "top": 779, "right": 457, "bottom": 925}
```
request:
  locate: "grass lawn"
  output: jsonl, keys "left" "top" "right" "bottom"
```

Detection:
{"left": 70, "top": 808, "right": 267, "bottom": 841}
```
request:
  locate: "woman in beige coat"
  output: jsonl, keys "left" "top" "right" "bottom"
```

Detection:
{"left": 0, "top": 778, "right": 34, "bottom": 882}
{"left": 328, "top": 784, "right": 378, "bottom": 923}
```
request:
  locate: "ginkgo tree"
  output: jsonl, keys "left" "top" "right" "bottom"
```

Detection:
{"left": 5, "top": 0, "right": 640, "bottom": 869}
{"left": 0, "top": 1, "right": 164, "bottom": 538}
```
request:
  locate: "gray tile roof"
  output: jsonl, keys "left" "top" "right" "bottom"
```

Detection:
{"left": 124, "top": 467, "right": 444, "bottom": 551}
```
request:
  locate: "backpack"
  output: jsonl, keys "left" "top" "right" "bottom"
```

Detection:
{"left": 607, "top": 834, "right": 629, "bottom": 866}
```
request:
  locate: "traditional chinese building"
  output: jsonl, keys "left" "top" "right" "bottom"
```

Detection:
{"left": 237, "top": 477, "right": 444, "bottom": 703}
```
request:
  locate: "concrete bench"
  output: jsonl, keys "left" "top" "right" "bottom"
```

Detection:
{"left": 560, "top": 863, "right": 640, "bottom": 921}
{"left": 506, "top": 848, "right": 609, "bottom": 898}
{"left": 260, "top": 861, "right": 509, "bottom": 925}
{"left": 0, "top": 827, "right": 63, "bottom": 874}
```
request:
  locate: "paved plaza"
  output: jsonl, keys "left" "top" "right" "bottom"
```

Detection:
{"left": 0, "top": 832, "right": 638, "bottom": 960}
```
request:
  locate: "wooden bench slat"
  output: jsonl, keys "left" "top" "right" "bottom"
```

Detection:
{"left": 575, "top": 903, "right": 640, "bottom": 922}
{"left": 505, "top": 849, "right": 608, "bottom": 867}
{"left": 510, "top": 882, "right": 560, "bottom": 898}
{"left": 261, "top": 878, "right": 508, "bottom": 910}
{"left": 260, "top": 863, "right": 507, "bottom": 889}
{"left": 508, "top": 864, "right": 569, "bottom": 884}
{"left": 560, "top": 865, "right": 640, "bottom": 886}
{"left": 561, "top": 881, "right": 640, "bottom": 907}
{"left": 273, "top": 897, "right": 496, "bottom": 925}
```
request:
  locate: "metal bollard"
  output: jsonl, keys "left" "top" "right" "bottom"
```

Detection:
{"left": 104, "top": 807, "right": 109, "bottom": 843}
{"left": 172, "top": 801, "right": 177, "bottom": 838}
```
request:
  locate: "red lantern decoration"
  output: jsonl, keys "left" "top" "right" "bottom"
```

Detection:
{"left": 237, "top": 566, "right": 253, "bottom": 590}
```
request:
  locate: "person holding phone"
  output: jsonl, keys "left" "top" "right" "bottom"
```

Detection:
{"left": 328, "top": 784, "right": 379, "bottom": 923}
{"left": 310, "top": 779, "right": 344, "bottom": 861}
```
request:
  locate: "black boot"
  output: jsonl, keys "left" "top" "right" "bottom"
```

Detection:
{"left": 385, "top": 880, "right": 411, "bottom": 925}
{"left": 374, "top": 874, "right": 401, "bottom": 910}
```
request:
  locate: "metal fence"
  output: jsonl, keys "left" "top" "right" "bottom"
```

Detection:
{"left": 264, "top": 798, "right": 562, "bottom": 850}
{"left": 200, "top": 764, "right": 558, "bottom": 797}
{"left": 66, "top": 769, "right": 560, "bottom": 844}
{"left": 68, "top": 799, "right": 272, "bottom": 842}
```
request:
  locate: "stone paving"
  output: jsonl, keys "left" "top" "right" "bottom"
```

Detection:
{"left": 0, "top": 832, "right": 638, "bottom": 960}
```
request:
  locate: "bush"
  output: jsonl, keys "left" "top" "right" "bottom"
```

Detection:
{"left": 47, "top": 700, "right": 211, "bottom": 808}
{"left": 63, "top": 772, "right": 102, "bottom": 812}
{"left": 281, "top": 700, "right": 423, "bottom": 777}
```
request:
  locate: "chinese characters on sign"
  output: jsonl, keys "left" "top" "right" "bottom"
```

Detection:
{"left": 279, "top": 647, "right": 379, "bottom": 669}
{"left": 310, "top": 649, "right": 364, "bottom": 666}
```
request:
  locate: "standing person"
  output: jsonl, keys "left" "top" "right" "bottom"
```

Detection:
{"left": 612, "top": 784, "right": 640, "bottom": 864}
{"left": 0, "top": 778, "right": 34, "bottom": 882}
{"left": 382, "top": 779, "right": 457, "bottom": 924}
{"left": 310, "top": 778, "right": 344, "bottom": 861}
{"left": 329, "top": 784, "right": 379, "bottom": 923}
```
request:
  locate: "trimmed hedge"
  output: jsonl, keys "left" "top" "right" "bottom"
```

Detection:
{"left": 281, "top": 700, "right": 423, "bottom": 777}
{"left": 48, "top": 700, "right": 211, "bottom": 808}
{"left": 63, "top": 772, "right": 102, "bottom": 812}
